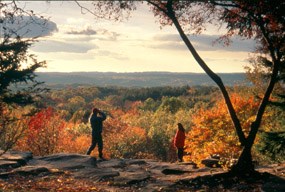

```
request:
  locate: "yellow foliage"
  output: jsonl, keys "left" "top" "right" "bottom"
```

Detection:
{"left": 185, "top": 93, "right": 260, "bottom": 166}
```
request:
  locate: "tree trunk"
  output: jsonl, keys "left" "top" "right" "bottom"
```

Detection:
{"left": 159, "top": 0, "right": 279, "bottom": 177}
{"left": 163, "top": 1, "right": 246, "bottom": 146}
{"left": 164, "top": 2, "right": 254, "bottom": 176}
{"left": 230, "top": 144, "right": 255, "bottom": 175}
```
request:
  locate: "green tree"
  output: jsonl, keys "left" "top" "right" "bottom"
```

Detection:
{"left": 0, "top": 2, "right": 47, "bottom": 153}
{"left": 256, "top": 131, "right": 285, "bottom": 163}
{"left": 140, "top": 98, "right": 160, "bottom": 112}
{"left": 158, "top": 96, "right": 185, "bottom": 114}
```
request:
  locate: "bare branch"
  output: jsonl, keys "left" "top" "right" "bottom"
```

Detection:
{"left": 74, "top": 0, "right": 100, "bottom": 17}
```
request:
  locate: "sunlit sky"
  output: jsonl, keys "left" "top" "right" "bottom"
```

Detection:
{"left": 15, "top": 1, "right": 256, "bottom": 73}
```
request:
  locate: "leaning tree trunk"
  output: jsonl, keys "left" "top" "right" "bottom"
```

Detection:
{"left": 163, "top": 2, "right": 247, "bottom": 147}
{"left": 162, "top": 0, "right": 252, "bottom": 175}
{"left": 231, "top": 58, "right": 280, "bottom": 174}
{"left": 149, "top": 0, "right": 280, "bottom": 176}
{"left": 163, "top": 0, "right": 281, "bottom": 175}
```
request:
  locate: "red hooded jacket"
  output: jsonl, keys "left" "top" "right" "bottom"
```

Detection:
{"left": 174, "top": 129, "right": 185, "bottom": 148}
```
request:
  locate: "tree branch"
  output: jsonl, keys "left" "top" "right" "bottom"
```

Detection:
{"left": 146, "top": 0, "right": 168, "bottom": 15}
{"left": 74, "top": 0, "right": 100, "bottom": 17}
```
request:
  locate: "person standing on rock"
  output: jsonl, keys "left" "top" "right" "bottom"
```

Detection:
{"left": 86, "top": 107, "right": 107, "bottom": 160}
{"left": 174, "top": 123, "right": 186, "bottom": 162}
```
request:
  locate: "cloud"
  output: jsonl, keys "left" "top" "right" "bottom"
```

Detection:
{"left": 148, "top": 41, "right": 186, "bottom": 51}
{"left": 65, "top": 27, "right": 121, "bottom": 41}
{"left": 94, "top": 50, "right": 129, "bottom": 61}
{"left": 66, "top": 27, "right": 97, "bottom": 35}
{"left": 98, "top": 29, "right": 121, "bottom": 41}
{"left": 32, "top": 39, "right": 97, "bottom": 53}
{"left": 151, "top": 34, "right": 256, "bottom": 52}
{"left": 32, "top": 26, "right": 122, "bottom": 54}
{"left": 2, "top": 15, "right": 58, "bottom": 38}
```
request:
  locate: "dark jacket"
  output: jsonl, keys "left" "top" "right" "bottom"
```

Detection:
{"left": 90, "top": 111, "right": 106, "bottom": 134}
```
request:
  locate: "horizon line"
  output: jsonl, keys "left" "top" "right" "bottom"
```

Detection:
{"left": 36, "top": 71, "right": 246, "bottom": 74}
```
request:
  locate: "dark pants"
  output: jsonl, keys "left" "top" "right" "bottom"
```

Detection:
{"left": 86, "top": 132, "right": 103, "bottom": 157}
{"left": 177, "top": 147, "right": 184, "bottom": 162}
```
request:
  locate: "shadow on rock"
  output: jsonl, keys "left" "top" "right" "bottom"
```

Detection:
{"left": 173, "top": 171, "right": 285, "bottom": 192}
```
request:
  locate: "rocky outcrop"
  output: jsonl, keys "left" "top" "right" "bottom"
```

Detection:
{"left": 0, "top": 151, "right": 284, "bottom": 191}
{"left": 201, "top": 154, "right": 223, "bottom": 168}
{"left": 0, "top": 150, "right": 32, "bottom": 170}
{"left": 0, "top": 151, "right": 208, "bottom": 190}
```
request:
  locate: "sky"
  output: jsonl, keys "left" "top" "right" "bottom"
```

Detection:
{"left": 10, "top": 1, "right": 256, "bottom": 73}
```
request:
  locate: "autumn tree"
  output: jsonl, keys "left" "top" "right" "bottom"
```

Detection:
{"left": 185, "top": 93, "right": 260, "bottom": 167}
{"left": 0, "top": 2, "right": 48, "bottom": 153}
{"left": 76, "top": 0, "right": 285, "bottom": 175}
{"left": 16, "top": 107, "right": 66, "bottom": 156}
{"left": 245, "top": 47, "right": 285, "bottom": 163}
{"left": 209, "top": 0, "right": 284, "bottom": 174}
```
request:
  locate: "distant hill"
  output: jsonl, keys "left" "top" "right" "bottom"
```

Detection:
{"left": 36, "top": 72, "right": 248, "bottom": 87}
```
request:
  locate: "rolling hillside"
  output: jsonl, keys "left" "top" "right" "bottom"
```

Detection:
{"left": 36, "top": 72, "right": 248, "bottom": 87}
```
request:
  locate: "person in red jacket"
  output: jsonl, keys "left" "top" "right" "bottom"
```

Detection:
{"left": 174, "top": 123, "right": 186, "bottom": 162}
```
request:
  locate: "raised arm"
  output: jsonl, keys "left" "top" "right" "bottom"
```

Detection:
{"left": 98, "top": 111, "right": 107, "bottom": 121}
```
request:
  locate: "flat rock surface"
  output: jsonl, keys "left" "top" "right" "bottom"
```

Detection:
{"left": 0, "top": 150, "right": 33, "bottom": 161}
{"left": 0, "top": 151, "right": 284, "bottom": 191}
{"left": 29, "top": 153, "right": 97, "bottom": 170}
{"left": 0, "top": 150, "right": 32, "bottom": 173}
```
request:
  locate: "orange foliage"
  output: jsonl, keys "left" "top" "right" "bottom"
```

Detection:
{"left": 15, "top": 106, "right": 149, "bottom": 158}
{"left": 16, "top": 107, "right": 66, "bottom": 156}
{"left": 102, "top": 109, "right": 148, "bottom": 159}
{"left": 185, "top": 93, "right": 260, "bottom": 166}
{"left": 60, "top": 134, "right": 90, "bottom": 154}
